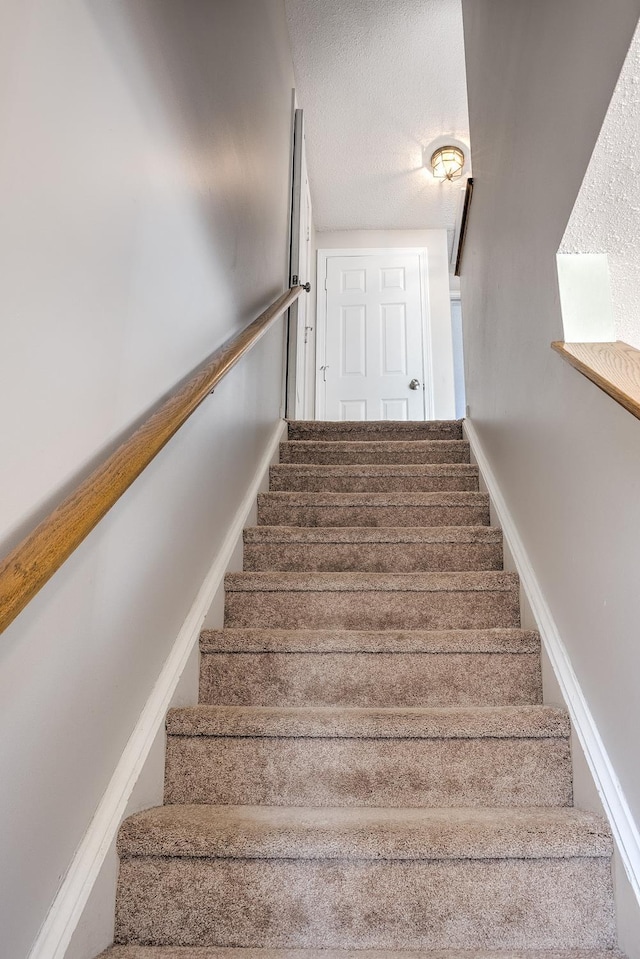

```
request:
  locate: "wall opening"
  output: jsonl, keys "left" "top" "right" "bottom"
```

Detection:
{"left": 558, "top": 19, "right": 640, "bottom": 348}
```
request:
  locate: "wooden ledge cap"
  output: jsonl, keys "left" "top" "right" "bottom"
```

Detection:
{"left": 551, "top": 340, "right": 640, "bottom": 420}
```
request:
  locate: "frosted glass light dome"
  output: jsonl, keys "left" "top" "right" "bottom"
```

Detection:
{"left": 431, "top": 145, "right": 465, "bottom": 181}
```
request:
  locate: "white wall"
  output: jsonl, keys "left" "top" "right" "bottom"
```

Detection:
{"left": 305, "top": 217, "right": 319, "bottom": 417}
{"left": 460, "top": 1, "right": 640, "bottom": 952}
{"left": 63, "top": 639, "right": 201, "bottom": 959}
{"left": 0, "top": 2, "right": 295, "bottom": 956}
{"left": 316, "top": 229, "right": 456, "bottom": 418}
{"left": 450, "top": 295, "right": 466, "bottom": 419}
{"left": 560, "top": 20, "right": 640, "bottom": 348}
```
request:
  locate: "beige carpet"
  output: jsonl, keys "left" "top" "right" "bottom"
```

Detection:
{"left": 98, "top": 420, "right": 624, "bottom": 959}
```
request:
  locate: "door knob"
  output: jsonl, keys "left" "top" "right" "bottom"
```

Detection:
{"left": 409, "top": 378, "right": 421, "bottom": 390}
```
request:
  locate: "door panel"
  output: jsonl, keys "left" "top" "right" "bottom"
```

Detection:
{"left": 381, "top": 304, "right": 407, "bottom": 375}
{"left": 341, "top": 306, "right": 366, "bottom": 376}
{"left": 322, "top": 253, "right": 426, "bottom": 421}
{"left": 381, "top": 267, "right": 406, "bottom": 290}
{"left": 342, "top": 269, "right": 366, "bottom": 292}
{"left": 382, "top": 398, "right": 409, "bottom": 420}
{"left": 340, "top": 399, "right": 367, "bottom": 419}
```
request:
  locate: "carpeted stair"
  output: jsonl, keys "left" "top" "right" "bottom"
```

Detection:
{"left": 98, "top": 420, "right": 624, "bottom": 959}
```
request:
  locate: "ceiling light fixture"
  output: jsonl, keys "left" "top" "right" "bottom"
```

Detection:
{"left": 431, "top": 145, "right": 465, "bottom": 181}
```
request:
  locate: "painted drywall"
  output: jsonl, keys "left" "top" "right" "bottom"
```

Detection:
{"left": 460, "top": 0, "right": 640, "bottom": 952}
{"left": 284, "top": 0, "right": 470, "bottom": 231}
{"left": 0, "top": 2, "right": 295, "bottom": 956}
{"left": 472, "top": 430, "right": 640, "bottom": 953}
{"left": 560, "top": 20, "right": 640, "bottom": 348}
{"left": 450, "top": 296, "right": 466, "bottom": 418}
{"left": 316, "top": 230, "right": 456, "bottom": 418}
{"left": 64, "top": 422, "right": 282, "bottom": 959}
{"left": 63, "top": 641, "right": 200, "bottom": 959}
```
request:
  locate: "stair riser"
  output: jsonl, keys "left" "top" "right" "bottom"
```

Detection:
{"left": 287, "top": 424, "right": 464, "bottom": 442}
{"left": 279, "top": 445, "right": 470, "bottom": 465}
{"left": 98, "top": 949, "right": 627, "bottom": 959}
{"left": 164, "top": 737, "right": 571, "bottom": 807}
{"left": 243, "top": 542, "right": 502, "bottom": 572}
{"left": 269, "top": 472, "right": 479, "bottom": 492}
{"left": 199, "top": 651, "right": 543, "bottom": 707}
{"left": 257, "top": 505, "right": 490, "bottom": 527}
{"left": 224, "top": 590, "right": 520, "bottom": 630}
{"left": 115, "top": 857, "right": 615, "bottom": 949}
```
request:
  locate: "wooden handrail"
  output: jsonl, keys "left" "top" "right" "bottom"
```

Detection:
{"left": 454, "top": 177, "right": 474, "bottom": 277}
{"left": 0, "top": 285, "right": 304, "bottom": 634}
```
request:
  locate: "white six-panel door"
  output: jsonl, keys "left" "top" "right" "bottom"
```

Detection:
{"left": 320, "top": 252, "right": 427, "bottom": 420}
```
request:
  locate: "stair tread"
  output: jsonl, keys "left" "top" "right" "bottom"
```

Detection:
{"left": 117, "top": 805, "right": 612, "bottom": 861}
{"left": 279, "top": 440, "right": 471, "bottom": 466}
{"left": 166, "top": 705, "right": 568, "bottom": 739}
{"left": 200, "top": 628, "right": 540, "bottom": 653}
{"left": 271, "top": 464, "right": 479, "bottom": 475}
{"left": 245, "top": 526, "right": 501, "bottom": 543}
{"left": 105, "top": 419, "right": 620, "bottom": 952}
{"left": 287, "top": 419, "right": 463, "bottom": 440}
{"left": 109, "top": 417, "right": 618, "bottom": 948}
{"left": 258, "top": 492, "right": 487, "bottom": 506}
{"left": 100, "top": 948, "right": 627, "bottom": 958}
{"left": 225, "top": 571, "right": 519, "bottom": 592}
{"left": 281, "top": 441, "right": 470, "bottom": 450}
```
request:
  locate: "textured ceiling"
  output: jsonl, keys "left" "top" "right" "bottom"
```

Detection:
{"left": 560, "top": 20, "right": 640, "bottom": 349}
{"left": 285, "top": 0, "right": 470, "bottom": 232}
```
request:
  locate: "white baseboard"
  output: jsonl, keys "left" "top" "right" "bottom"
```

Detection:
{"left": 464, "top": 419, "right": 640, "bottom": 906}
{"left": 28, "top": 419, "right": 287, "bottom": 959}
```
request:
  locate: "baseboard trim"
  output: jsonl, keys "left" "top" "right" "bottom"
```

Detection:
{"left": 28, "top": 418, "right": 287, "bottom": 959}
{"left": 464, "top": 418, "right": 640, "bottom": 906}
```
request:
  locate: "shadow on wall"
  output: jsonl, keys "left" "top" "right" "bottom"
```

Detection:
{"left": 85, "top": 0, "right": 292, "bottom": 328}
{"left": 558, "top": 18, "right": 640, "bottom": 347}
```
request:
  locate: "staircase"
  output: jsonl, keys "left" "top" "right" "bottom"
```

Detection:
{"left": 99, "top": 420, "right": 623, "bottom": 959}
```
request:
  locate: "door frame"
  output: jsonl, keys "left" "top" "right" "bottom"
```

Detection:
{"left": 315, "top": 247, "right": 435, "bottom": 420}
{"left": 449, "top": 289, "right": 466, "bottom": 419}
{"left": 286, "top": 108, "right": 313, "bottom": 419}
